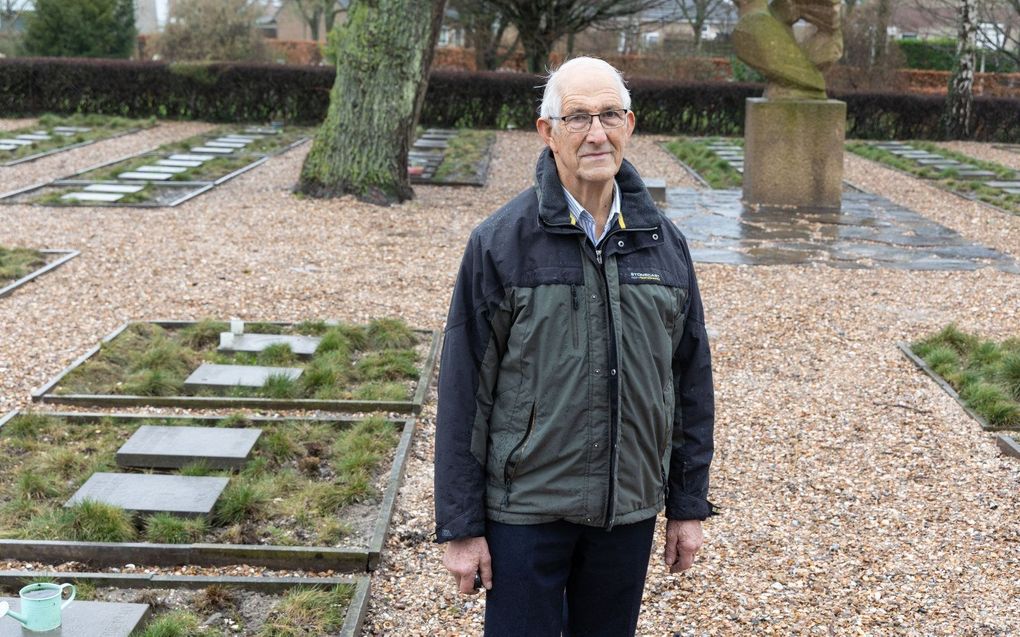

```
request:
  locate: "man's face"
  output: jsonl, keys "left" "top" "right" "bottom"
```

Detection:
{"left": 537, "top": 68, "right": 635, "bottom": 192}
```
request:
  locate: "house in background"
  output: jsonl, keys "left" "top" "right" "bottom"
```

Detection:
{"left": 257, "top": 0, "right": 349, "bottom": 43}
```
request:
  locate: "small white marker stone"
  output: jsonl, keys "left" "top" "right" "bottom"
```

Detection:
{"left": 84, "top": 184, "right": 144, "bottom": 194}
{"left": 119, "top": 171, "right": 173, "bottom": 181}
{"left": 61, "top": 192, "right": 125, "bottom": 202}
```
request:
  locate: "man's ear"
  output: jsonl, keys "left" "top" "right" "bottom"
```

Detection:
{"left": 536, "top": 117, "right": 557, "bottom": 152}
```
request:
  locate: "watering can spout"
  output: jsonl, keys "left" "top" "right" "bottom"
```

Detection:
{"left": 0, "top": 601, "right": 30, "bottom": 627}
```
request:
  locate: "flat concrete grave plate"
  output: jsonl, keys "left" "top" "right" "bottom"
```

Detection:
{"left": 53, "top": 126, "right": 91, "bottom": 133}
{"left": 219, "top": 135, "right": 258, "bottom": 142}
{"left": 117, "top": 425, "right": 262, "bottom": 469}
{"left": 61, "top": 192, "right": 124, "bottom": 202}
{"left": 136, "top": 165, "right": 187, "bottom": 174}
{"left": 955, "top": 170, "right": 997, "bottom": 179}
{"left": 183, "top": 363, "right": 303, "bottom": 391}
{"left": 168, "top": 154, "right": 213, "bottom": 162}
{"left": 1002, "top": 188, "right": 1020, "bottom": 195}
{"left": 917, "top": 158, "right": 962, "bottom": 165}
{"left": 1, "top": 139, "right": 34, "bottom": 146}
{"left": 83, "top": 184, "right": 144, "bottom": 194}
{"left": 206, "top": 141, "right": 247, "bottom": 148}
{"left": 15, "top": 134, "right": 50, "bottom": 141}
{"left": 0, "top": 144, "right": 17, "bottom": 151}
{"left": 985, "top": 181, "right": 1020, "bottom": 189}
{"left": 413, "top": 139, "right": 448, "bottom": 149}
{"left": 65, "top": 473, "right": 229, "bottom": 517}
{"left": 157, "top": 159, "right": 203, "bottom": 168}
{"left": 118, "top": 171, "right": 173, "bottom": 181}
{"left": 218, "top": 333, "right": 322, "bottom": 357}
{"left": 190, "top": 146, "right": 233, "bottom": 155}
{"left": 0, "top": 598, "right": 149, "bottom": 637}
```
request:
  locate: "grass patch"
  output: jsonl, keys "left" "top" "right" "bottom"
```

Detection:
{"left": 431, "top": 129, "right": 495, "bottom": 184}
{"left": 0, "top": 415, "right": 402, "bottom": 547}
{"left": 912, "top": 325, "right": 1020, "bottom": 428}
{"left": 258, "top": 585, "right": 352, "bottom": 637}
{"left": 0, "top": 246, "right": 47, "bottom": 284}
{"left": 52, "top": 318, "right": 424, "bottom": 402}
{"left": 847, "top": 141, "right": 1020, "bottom": 216}
{"left": 662, "top": 137, "right": 743, "bottom": 189}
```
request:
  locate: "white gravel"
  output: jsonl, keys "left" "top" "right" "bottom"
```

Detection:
{"left": 0, "top": 126, "right": 1017, "bottom": 635}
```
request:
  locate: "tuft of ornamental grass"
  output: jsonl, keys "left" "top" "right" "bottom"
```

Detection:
{"left": 261, "top": 373, "right": 301, "bottom": 399}
{"left": 0, "top": 246, "right": 47, "bottom": 282}
{"left": 15, "top": 469, "right": 62, "bottom": 500}
{"left": 35, "top": 448, "right": 91, "bottom": 481}
{"left": 192, "top": 584, "right": 236, "bottom": 612}
{"left": 215, "top": 482, "right": 270, "bottom": 526}
{"left": 319, "top": 520, "right": 353, "bottom": 545}
{"left": 294, "top": 320, "right": 329, "bottom": 336}
{"left": 2, "top": 413, "right": 59, "bottom": 439}
{"left": 355, "top": 349, "right": 418, "bottom": 382}
{"left": 25, "top": 500, "right": 138, "bottom": 542}
{"left": 122, "top": 368, "right": 184, "bottom": 396}
{"left": 178, "top": 319, "right": 229, "bottom": 349}
{"left": 258, "top": 585, "right": 352, "bottom": 637}
{"left": 258, "top": 343, "right": 297, "bottom": 366}
{"left": 316, "top": 328, "right": 353, "bottom": 358}
{"left": 353, "top": 381, "right": 408, "bottom": 401}
{"left": 144, "top": 513, "right": 208, "bottom": 544}
{"left": 260, "top": 429, "right": 300, "bottom": 462}
{"left": 913, "top": 326, "right": 1020, "bottom": 428}
{"left": 367, "top": 317, "right": 416, "bottom": 350}
{"left": 179, "top": 461, "right": 216, "bottom": 477}
{"left": 134, "top": 610, "right": 219, "bottom": 637}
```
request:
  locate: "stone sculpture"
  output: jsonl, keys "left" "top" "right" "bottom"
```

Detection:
{"left": 733, "top": 0, "right": 843, "bottom": 100}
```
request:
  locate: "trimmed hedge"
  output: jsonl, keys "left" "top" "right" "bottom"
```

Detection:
{"left": 898, "top": 38, "right": 1017, "bottom": 73}
{"left": 4, "top": 58, "right": 1020, "bottom": 141}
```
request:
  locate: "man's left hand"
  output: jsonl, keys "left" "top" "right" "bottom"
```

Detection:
{"left": 664, "top": 519, "right": 703, "bottom": 573}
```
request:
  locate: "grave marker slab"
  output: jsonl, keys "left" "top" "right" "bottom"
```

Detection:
{"left": 137, "top": 165, "right": 187, "bottom": 174}
{"left": 985, "top": 181, "right": 1020, "bottom": 189}
{"left": 118, "top": 171, "right": 173, "bottom": 181}
{"left": 157, "top": 159, "right": 203, "bottom": 168}
{"left": 955, "top": 170, "right": 997, "bottom": 179}
{"left": 169, "top": 154, "right": 213, "bottom": 162}
{"left": 0, "top": 598, "right": 149, "bottom": 637}
{"left": 117, "top": 425, "right": 262, "bottom": 469}
{"left": 218, "top": 333, "right": 323, "bottom": 357}
{"left": 1002, "top": 188, "right": 1020, "bottom": 195}
{"left": 16, "top": 134, "right": 50, "bottom": 141}
{"left": 413, "top": 139, "right": 448, "bottom": 149}
{"left": 183, "top": 363, "right": 303, "bottom": 391}
{"left": 190, "top": 146, "right": 234, "bottom": 155}
{"left": 917, "top": 159, "right": 962, "bottom": 166}
{"left": 0, "top": 144, "right": 16, "bottom": 151}
{"left": 53, "top": 126, "right": 91, "bottom": 133}
{"left": 84, "top": 184, "right": 144, "bottom": 194}
{"left": 206, "top": 141, "right": 247, "bottom": 149}
{"left": 61, "top": 192, "right": 125, "bottom": 202}
{"left": 65, "top": 473, "right": 229, "bottom": 517}
{"left": 1, "top": 139, "right": 34, "bottom": 146}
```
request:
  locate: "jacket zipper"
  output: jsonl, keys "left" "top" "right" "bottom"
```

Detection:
{"left": 501, "top": 403, "right": 537, "bottom": 507}
{"left": 591, "top": 239, "right": 619, "bottom": 530}
{"left": 570, "top": 283, "right": 579, "bottom": 348}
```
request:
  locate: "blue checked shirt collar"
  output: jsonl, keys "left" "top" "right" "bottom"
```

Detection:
{"left": 562, "top": 180, "right": 621, "bottom": 246}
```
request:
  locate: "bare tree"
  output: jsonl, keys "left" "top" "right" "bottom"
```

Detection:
{"left": 448, "top": 0, "right": 519, "bottom": 70}
{"left": 480, "top": 0, "right": 668, "bottom": 73}
{"left": 290, "top": 0, "right": 346, "bottom": 41}
{"left": 943, "top": 0, "right": 978, "bottom": 138}
{"left": 673, "top": 0, "right": 733, "bottom": 49}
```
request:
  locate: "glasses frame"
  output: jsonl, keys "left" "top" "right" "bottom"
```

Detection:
{"left": 548, "top": 109, "right": 631, "bottom": 133}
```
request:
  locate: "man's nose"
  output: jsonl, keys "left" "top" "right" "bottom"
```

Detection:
{"left": 585, "top": 116, "right": 609, "bottom": 143}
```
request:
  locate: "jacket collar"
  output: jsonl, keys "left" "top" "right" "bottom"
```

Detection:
{"left": 534, "top": 146, "right": 661, "bottom": 230}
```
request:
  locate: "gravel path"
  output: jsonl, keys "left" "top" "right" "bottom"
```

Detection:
{"left": 0, "top": 127, "right": 1017, "bottom": 635}
{"left": 0, "top": 118, "right": 36, "bottom": 132}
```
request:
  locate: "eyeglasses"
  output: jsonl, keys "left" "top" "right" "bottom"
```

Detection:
{"left": 549, "top": 109, "right": 629, "bottom": 133}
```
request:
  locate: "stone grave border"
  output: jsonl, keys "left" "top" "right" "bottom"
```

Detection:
{"left": 0, "top": 571, "right": 370, "bottom": 637}
{"left": 899, "top": 342, "right": 1020, "bottom": 459}
{"left": 416, "top": 133, "right": 496, "bottom": 187}
{"left": 0, "top": 249, "right": 79, "bottom": 300}
{"left": 31, "top": 320, "right": 440, "bottom": 413}
{"left": 0, "top": 410, "right": 417, "bottom": 572}
{"left": 1, "top": 128, "right": 140, "bottom": 167}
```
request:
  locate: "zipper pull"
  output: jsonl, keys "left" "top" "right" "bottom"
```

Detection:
{"left": 571, "top": 284, "right": 579, "bottom": 310}
{"left": 595, "top": 249, "right": 603, "bottom": 265}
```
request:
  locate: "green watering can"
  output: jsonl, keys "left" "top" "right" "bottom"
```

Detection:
{"left": 0, "top": 583, "right": 76, "bottom": 632}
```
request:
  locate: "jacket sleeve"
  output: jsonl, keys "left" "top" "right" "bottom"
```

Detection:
{"left": 434, "top": 231, "right": 508, "bottom": 542}
{"left": 666, "top": 237, "right": 718, "bottom": 521}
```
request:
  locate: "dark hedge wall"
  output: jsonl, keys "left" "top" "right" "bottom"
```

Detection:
{"left": 3, "top": 58, "right": 1020, "bottom": 141}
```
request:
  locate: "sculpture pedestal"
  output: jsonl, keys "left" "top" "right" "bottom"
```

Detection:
{"left": 742, "top": 98, "right": 846, "bottom": 210}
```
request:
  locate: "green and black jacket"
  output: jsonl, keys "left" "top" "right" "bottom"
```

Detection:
{"left": 435, "top": 148, "right": 715, "bottom": 542}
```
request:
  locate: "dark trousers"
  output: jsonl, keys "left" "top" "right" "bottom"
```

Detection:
{"left": 484, "top": 517, "right": 656, "bottom": 637}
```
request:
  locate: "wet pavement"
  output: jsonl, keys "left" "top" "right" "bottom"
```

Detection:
{"left": 665, "top": 188, "right": 1019, "bottom": 271}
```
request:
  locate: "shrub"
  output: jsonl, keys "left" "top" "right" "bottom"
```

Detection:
{"left": 23, "top": 0, "right": 135, "bottom": 59}
{"left": 156, "top": 0, "right": 268, "bottom": 63}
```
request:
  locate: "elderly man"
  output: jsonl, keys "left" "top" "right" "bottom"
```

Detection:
{"left": 434, "top": 56, "right": 716, "bottom": 636}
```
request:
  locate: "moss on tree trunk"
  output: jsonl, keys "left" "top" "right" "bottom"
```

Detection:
{"left": 297, "top": 0, "right": 446, "bottom": 204}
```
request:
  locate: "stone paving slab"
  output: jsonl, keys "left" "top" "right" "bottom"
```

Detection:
{"left": 137, "top": 165, "right": 187, "bottom": 174}
{"left": 65, "top": 473, "right": 229, "bottom": 517}
{"left": 1, "top": 139, "right": 34, "bottom": 146}
{"left": 218, "top": 333, "right": 322, "bottom": 357}
{"left": 168, "top": 154, "right": 213, "bottom": 162}
{"left": 205, "top": 141, "right": 247, "bottom": 148}
{"left": 985, "top": 181, "right": 1020, "bottom": 189}
{"left": 15, "top": 134, "right": 50, "bottom": 141}
{"left": 190, "top": 146, "right": 233, "bottom": 155}
{"left": 183, "top": 363, "right": 303, "bottom": 391}
{"left": 60, "top": 192, "right": 124, "bottom": 202}
{"left": 664, "top": 188, "right": 1019, "bottom": 272}
{"left": 0, "top": 598, "right": 149, "bottom": 637}
{"left": 0, "top": 144, "right": 16, "bottom": 151}
{"left": 157, "top": 159, "right": 202, "bottom": 168}
{"left": 117, "top": 171, "right": 173, "bottom": 181}
{"left": 117, "top": 425, "right": 262, "bottom": 469}
{"left": 83, "top": 184, "right": 144, "bottom": 194}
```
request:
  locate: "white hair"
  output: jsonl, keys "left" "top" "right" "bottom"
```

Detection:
{"left": 539, "top": 57, "right": 631, "bottom": 122}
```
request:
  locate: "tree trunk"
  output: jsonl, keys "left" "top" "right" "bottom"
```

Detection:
{"left": 523, "top": 34, "right": 554, "bottom": 73}
{"left": 873, "top": 0, "right": 890, "bottom": 62}
{"left": 943, "top": 0, "right": 977, "bottom": 139}
{"left": 297, "top": 0, "right": 446, "bottom": 204}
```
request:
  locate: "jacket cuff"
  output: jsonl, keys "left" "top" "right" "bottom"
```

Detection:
{"left": 435, "top": 512, "right": 486, "bottom": 543}
{"left": 666, "top": 494, "right": 720, "bottom": 521}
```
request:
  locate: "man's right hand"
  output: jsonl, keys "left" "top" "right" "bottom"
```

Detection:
{"left": 442, "top": 536, "right": 493, "bottom": 593}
